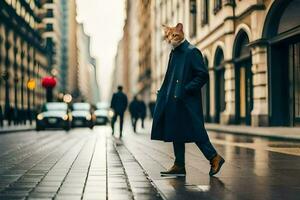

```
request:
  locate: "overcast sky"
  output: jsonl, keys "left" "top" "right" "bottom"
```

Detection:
{"left": 76, "top": 0, "right": 125, "bottom": 101}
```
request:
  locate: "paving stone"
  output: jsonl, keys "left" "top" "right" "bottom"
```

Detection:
{"left": 32, "top": 186, "right": 59, "bottom": 193}
{"left": 55, "top": 194, "right": 82, "bottom": 200}
{"left": 0, "top": 129, "right": 165, "bottom": 199}
{"left": 27, "top": 192, "right": 56, "bottom": 198}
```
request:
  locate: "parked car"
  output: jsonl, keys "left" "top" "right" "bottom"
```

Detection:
{"left": 71, "top": 103, "right": 94, "bottom": 129}
{"left": 94, "top": 102, "right": 112, "bottom": 125}
{"left": 36, "top": 102, "right": 72, "bottom": 131}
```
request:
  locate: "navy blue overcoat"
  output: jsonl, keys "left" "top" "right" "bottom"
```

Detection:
{"left": 151, "top": 40, "right": 209, "bottom": 143}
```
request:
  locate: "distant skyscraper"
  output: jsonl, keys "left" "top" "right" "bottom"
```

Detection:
{"left": 60, "top": 0, "right": 78, "bottom": 95}
{"left": 77, "top": 23, "right": 100, "bottom": 104}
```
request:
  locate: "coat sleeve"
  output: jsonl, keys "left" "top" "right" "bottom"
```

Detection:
{"left": 110, "top": 94, "right": 116, "bottom": 109}
{"left": 184, "top": 48, "right": 209, "bottom": 93}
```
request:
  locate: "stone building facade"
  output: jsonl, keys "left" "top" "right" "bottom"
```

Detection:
{"left": 60, "top": 0, "right": 78, "bottom": 96}
{"left": 151, "top": 0, "right": 300, "bottom": 127}
{"left": 77, "top": 23, "right": 100, "bottom": 104}
{"left": 42, "top": 0, "right": 62, "bottom": 84}
{"left": 137, "top": 0, "right": 152, "bottom": 102}
{"left": 113, "top": 0, "right": 152, "bottom": 101}
{"left": 0, "top": 0, "right": 49, "bottom": 123}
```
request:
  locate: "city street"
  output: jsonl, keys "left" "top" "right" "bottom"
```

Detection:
{"left": 1, "top": 122, "right": 300, "bottom": 200}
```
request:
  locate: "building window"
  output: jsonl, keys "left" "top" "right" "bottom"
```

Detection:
{"left": 46, "top": 23, "right": 53, "bottom": 31}
{"left": 201, "top": 0, "right": 209, "bottom": 26}
{"left": 214, "top": 0, "right": 222, "bottom": 14}
{"left": 46, "top": 9, "right": 54, "bottom": 18}
{"left": 189, "top": 0, "right": 197, "bottom": 37}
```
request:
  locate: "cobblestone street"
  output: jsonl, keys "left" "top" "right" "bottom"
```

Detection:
{"left": 0, "top": 127, "right": 162, "bottom": 200}
{"left": 1, "top": 123, "right": 300, "bottom": 200}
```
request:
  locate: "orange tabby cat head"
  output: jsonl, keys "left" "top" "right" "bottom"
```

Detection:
{"left": 162, "top": 23, "right": 185, "bottom": 47}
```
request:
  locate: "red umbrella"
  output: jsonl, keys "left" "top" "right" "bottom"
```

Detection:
{"left": 42, "top": 76, "right": 57, "bottom": 89}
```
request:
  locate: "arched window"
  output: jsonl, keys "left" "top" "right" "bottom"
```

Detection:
{"left": 233, "top": 30, "right": 252, "bottom": 125}
{"left": 202, "top": 56, "right": 210, "bottom": 122}
{"left": 214, "top": 47, "right": 225, "bottom": 123}
{"left": 263, "top": 0, "right": 300, "bottom": 126}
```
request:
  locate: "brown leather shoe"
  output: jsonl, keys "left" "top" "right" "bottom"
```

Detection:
{"left": 160, "top": 165, "right": 186, "bottom": 177}
{"left": 209, "top": 154, "right": 225, "bottom": 176}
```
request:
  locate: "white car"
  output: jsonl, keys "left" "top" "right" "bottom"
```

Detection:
{"left": 36, "top": 102, "right": 72, "bottom": 131}
{"left": 71, "top": 103, "right": 94, "bottom": 129}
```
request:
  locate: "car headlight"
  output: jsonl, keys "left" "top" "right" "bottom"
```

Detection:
{"left": 37, "top": 114, "right": 44, "bottom": 120}
{"left": 108, "top": 110, "right": 114, "bottom": 118}
{"left": 63, "top": 115, "right": 68, "bottom": 121}
{"left": 86, "top": 114, "right": 91, "bottom": 120}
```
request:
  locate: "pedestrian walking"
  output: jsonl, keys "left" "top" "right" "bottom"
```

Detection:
{"left": 138, "top": 99, "right": 146, "bottom": 129}
{"left": 6, "top": 106, "right": 13, "bottom": 126}
{"left": 129, "top": 96, "right": 140, "bottom": 133}
{"left": 151, "top": 23, "right": 225, "bottom": 177}
{"left": 13, "top": 107, "right": 18, "bottom": 125}
{"left": 110, "top": 85, "right": 128, "bottom": 138}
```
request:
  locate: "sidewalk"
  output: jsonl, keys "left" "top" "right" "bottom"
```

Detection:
{"left": 120, "top": 123, "right": 300, "bottom": 200}
{"left": 205, "top": 123, "right": 300, "bottom": 141}
{"left": 141, "top": 118, "right": 300, "bottom": 141}
{"left": 0, "top": 121, "right": 35, "bottom": 134}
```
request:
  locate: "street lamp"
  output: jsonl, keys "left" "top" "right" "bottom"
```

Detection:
{"left": 27, "top": 79, "right": 36, "bottom": 91}
{"left": 63, "top": 94, "right": 72, "bottom": 104}
{"left": 42, "top": 76, "right": 57, "bottom": 102}
{"left": 51, "top": 68, "right": 58, "bottom": 77}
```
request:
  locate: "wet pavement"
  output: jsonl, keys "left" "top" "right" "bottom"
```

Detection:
{"left": 0, "top": 123, "right": 300, "bottom": 200}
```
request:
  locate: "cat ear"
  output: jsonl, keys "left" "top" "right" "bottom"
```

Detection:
{"left": 175, "top": 23, "right": 183, "bottom": 31}
{"left": 162, "top": 24, "right": 169, "bottom": 33}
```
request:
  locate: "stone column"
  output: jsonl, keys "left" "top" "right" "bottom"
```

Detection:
{"left": 0, "top": 23, "right": 3, "bottom": 106}
{"left": 4, "top": 28, "right": 11, "bottom": 120}
{"left": 250, "top": 43, "right": 269, "bottom": 126}
{"left": 27, "top": 46, "right": 32, "bottom": 124}
{"left": 220, "top": 62, "right": 236, "bottom": 124}
{"left": 13, "top": 33, "right": 19, "bottom": 121}
{"left": 20, "top": 41, "right": 25, "bottom": 124}
{"left": 208, "top": 68, "right": 216, "bottom": 122}
{"left": 32, "top": 49, "right": 36, "bottom": 108}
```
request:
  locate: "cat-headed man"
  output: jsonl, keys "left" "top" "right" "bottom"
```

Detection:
{"left": 151, "top": 23, "right": 225, "bottom": 177}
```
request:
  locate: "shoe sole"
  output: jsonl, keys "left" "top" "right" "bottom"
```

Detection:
{"left": 209, "top": 158, "right": 225, "bottom": 176}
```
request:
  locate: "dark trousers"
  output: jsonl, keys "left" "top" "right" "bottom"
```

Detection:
{"left": 111, "top": 113, "right": 124, "bottom": 137}
{"left": 173, "top": 140, "right": 217, "bottom": 167}
{"left": 131, "top": 116, "right": 138, "bottom": 133}
{"left": 141, "top": 117, "right": 145, "bottom": 128}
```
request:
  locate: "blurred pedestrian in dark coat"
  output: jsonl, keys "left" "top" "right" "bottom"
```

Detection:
{"left": 110, "top": 86, "right": 128, "bottom": 137}
{"left": 151, "top": 23, "right": 224, "bottom": 177}
{"left": 6, "top": 106, "right": 13, "bottom": 126}
{"left": 138, "top": 99, "right": 147, "bottom": 128}
{"left": 129, "top": 96, "right": 140, "bottom": 133}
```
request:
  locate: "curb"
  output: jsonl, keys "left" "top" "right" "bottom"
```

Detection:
{"left": 206, "top": 126, "right": 300, "bottom": 141}
{"left": 0, "top": 127, "right": 35, "bottom": 134}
